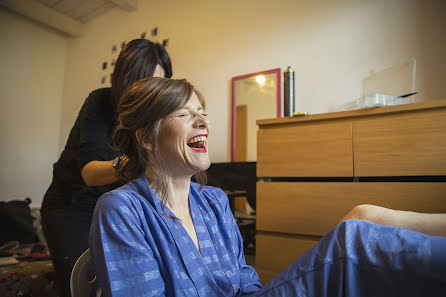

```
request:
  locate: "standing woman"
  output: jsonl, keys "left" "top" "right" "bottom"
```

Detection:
{"left": 40, "top": 39, "right": 172, "bottom": 297}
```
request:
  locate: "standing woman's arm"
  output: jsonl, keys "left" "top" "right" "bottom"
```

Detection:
{"left": 78, "top": 90, "right": 121, "bottom": 187}
{"left": 341, "top": 204, "right": 446, "bottom": 237}
{"left": 82, "top": 155, "right": 127, "bottom": 186}
{"left": 81, "top": 160, "right": 117, "bottom": 186}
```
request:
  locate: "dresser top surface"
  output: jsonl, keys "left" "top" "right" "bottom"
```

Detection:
{"left": 257, "top": 98, "right": 446, "bottom": 127}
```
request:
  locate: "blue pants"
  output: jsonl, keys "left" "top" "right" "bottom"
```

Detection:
{"left": 256, "top": 220, "right": 446, "bottom": 297}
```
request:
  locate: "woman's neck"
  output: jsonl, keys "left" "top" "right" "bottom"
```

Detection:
{"left": 145, "top": 166, "right": 201, "bottom": 253}
{"left": 145, "top": 167, "right": 192, "bottom": 215}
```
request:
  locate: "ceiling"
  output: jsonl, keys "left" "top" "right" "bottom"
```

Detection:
{"left": 0, "top": 0, "right": 137, "bottom": 37}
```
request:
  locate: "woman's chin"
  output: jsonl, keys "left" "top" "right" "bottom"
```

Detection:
{"left": 189, "top": 155, "right": 211, "bottom": 174}
{"left": 194, "top": 159, "right": 211, "bottom": 173}
{"left": 201, "top": 160, "right": 211, "bottom": 172}
{"left": 186, "top": 148, "right": 210, "bottom": 170}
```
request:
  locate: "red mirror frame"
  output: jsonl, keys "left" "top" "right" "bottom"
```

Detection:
{"left": 230, "top": 68, "right": 281, "bottom": 162}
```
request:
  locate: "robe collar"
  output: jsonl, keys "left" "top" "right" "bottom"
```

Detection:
{"left": 132, "top": 173, "right": 233, "bottom": 297}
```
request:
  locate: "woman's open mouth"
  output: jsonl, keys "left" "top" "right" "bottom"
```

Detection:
{"left": 187, "top": 134, "right": 207, "bottom": 153}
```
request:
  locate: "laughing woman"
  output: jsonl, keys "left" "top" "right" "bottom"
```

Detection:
{"left": 90, "top": 77, "right": 446, "bottom": 297}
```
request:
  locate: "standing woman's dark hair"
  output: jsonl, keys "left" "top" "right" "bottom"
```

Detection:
{"left": 111, "top": 39, "right": 173, "bottom": 107}
{"left": 40, "top": 39, "right": 171, "bottom": 297}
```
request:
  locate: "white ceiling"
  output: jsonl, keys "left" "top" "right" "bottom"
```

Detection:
{"left": 36, "top": 0, "right": 116, "bottom": 24}
{"left": 0, "top": 0, "right": 137, "bottom": 37}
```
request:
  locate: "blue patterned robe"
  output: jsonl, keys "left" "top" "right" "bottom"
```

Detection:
{"left": 90, "top": 173, "right": 262, "bottom": 296}
{"left": 90, "top": 173, "right": 446, "bottom": 297}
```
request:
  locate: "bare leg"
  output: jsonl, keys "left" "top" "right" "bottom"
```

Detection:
{"left": 256, "top": 220, "right": 446, "bottom": 297}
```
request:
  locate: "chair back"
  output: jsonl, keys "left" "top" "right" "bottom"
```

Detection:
{"left": 70, "top": 248, "right": 101, "bottom": 297}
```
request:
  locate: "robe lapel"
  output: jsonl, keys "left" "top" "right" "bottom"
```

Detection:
{"left": 189, "top": 191, "right": 235, "bottom": 296}
{"left": 135, "top": 174, "right": 228, "bottom": 297}
{"left": 190, "top": 186, "right": 238, "bottom": 296}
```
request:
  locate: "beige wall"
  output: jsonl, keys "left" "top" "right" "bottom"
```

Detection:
{"left": 61, "top": 0, "right": 446, "bottom": 163}
{"left": 1, "top": 0, "right": 445, "bottom": 206}
{"left": 0, "top": 8, "right": 67, "bottom": 207}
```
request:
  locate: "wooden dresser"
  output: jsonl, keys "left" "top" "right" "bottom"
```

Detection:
{"left": 255, "top": 99, "right": 446, "bottom": 284}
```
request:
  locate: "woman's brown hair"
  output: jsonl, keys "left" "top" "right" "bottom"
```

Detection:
{"left": 113, "top": 77, "right": 207, "bottom": 206}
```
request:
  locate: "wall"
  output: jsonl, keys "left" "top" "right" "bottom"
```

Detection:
{"left": 0, "top": 8, "right": 67, "bottom": 207}
{"left": 61, "top": 0, "right": 446, "bottom": 165}
{"left": 1, "top": 0, "right": 445, "bottom": 207}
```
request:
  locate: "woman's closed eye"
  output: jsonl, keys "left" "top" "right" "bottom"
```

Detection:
{"left": 173, "top": 106, "right": 208, "bottom": 118}
{"left": 177, "top": 111, "right": 191, "bottom": 117}
{"left": 176, "top": 111, "right": 207, "bottom": 118}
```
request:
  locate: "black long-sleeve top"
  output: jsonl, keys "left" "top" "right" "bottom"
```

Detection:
{"left": 42, "top": 88, "right": 121, "bottom": 214}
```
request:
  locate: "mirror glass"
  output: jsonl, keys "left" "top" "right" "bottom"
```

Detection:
{"left": 231, "top": 68, "right": 281, "bottom": 161}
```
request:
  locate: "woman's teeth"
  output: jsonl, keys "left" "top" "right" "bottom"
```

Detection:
{"left": 187, "top": 136, "right": 207, "bottom": 149}
{"left": 188, "top": 136, "right": 206, "bottom": 143}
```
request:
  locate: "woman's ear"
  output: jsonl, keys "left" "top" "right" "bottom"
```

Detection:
{"left": 135, "top": 128, "right": 152, "bottom": 151}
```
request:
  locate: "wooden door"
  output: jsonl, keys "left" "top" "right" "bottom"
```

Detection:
{"left": 235, "top": 104, "right": 248, "bottom": 212}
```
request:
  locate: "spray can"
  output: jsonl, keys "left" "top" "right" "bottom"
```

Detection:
{"left": 284, "top": 66, "right": 295, "bottom": 117}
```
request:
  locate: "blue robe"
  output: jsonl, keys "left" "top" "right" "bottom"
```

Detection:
{"left": 90, "top": 173, "right": 446, "bottom": 297}
{"left": 90, "top": 173, "right": 262, "bottom": 296}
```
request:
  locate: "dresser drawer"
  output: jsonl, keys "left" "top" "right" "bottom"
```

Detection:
{"left": 256, "top": 233, "right": 319, "bottom": 284}
{"left": 353, "top": 108, "right": 446, "bottom": 176}
{"left": 257, "top": 182, "right": 446, "bottom": 236}
{"left": 257, "top": 122, "right": 353, "bottom": 177}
